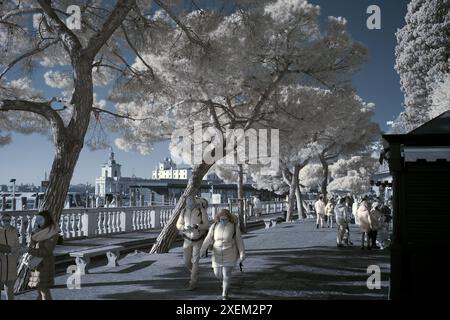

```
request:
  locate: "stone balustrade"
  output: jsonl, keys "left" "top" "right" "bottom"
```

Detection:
{"left": 6, "top": 201, "right": 287, "bottom": 244}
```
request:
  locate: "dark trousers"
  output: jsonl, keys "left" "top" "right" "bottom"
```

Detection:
{"left": 361, "top": 230, "right": 378, "bottom": 249}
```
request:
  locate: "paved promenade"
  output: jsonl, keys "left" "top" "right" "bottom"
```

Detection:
{"left": 15, "top": 220, "right": 390, "bottom": 300}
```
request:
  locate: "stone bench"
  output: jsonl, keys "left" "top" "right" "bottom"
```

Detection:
{"left": 69, "top": 245, "right": 124, "bottom": 275}
{"left": 270, "top": 218, "right": 278, "bottom": 227}
{"left": 264, "top": 218, "right": 281, "bottom": 229}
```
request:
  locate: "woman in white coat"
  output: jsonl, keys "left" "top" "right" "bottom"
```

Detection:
{"left": 0, "top": 213, "right": 20, "bottom": 300}
{"left": 201, "top": 209, "right": 245, "bottom": 300}
{"left": 357, "top": 197, "right": 372, "bottom": 250}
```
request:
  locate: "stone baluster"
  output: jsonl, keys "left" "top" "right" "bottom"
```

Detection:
{"left": 60, "top": 215, "right": 67, "bottom": 239}
{"left": 146, "top": 210, "right": 151, "bottom": 229}
{"left": 138, "top": 210, "right": 143, "bottom": 230}
{"left": 113, "top": 211, "right": 119, "bottom": 233}
{"left": 77, "top": 213, "right": 82, "bottom": 237}
{"left": 112, "top": 211, "right": 118, "bottom": 232}
{"left": 97, "top": 211, "right": 103, "bottom": 235}
{"left": 132, "top": 210, "right": 137, "bottom": 231}
{"left": 71, "top": 214, "right": 77, "bottom": 238}
{"left": 142, "top": 210, "right": 147, "bottom": 229}
{"left": 105, "top": 211, "right": 111, "bottom": 234}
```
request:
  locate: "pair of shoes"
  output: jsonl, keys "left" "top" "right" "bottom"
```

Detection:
{"left": 361, "top": 246, "right": 365, "bottom": 250}
{"left": 337, "top": 244, "right": 344, "bottom": 248}
{"left": 221, "top": 294, "right": 230, "bottom": 300}
{"left": 316, "top": 224, "right": 319, "bottom": 229}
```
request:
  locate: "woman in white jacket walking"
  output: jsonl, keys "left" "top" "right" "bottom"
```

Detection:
{"left": 201, "top": 209, "right": 245, "bottom": 300}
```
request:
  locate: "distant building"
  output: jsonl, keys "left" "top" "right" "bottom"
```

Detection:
{"left": 95, "top": 148, "right": 163, "bottom": 205}
{"left": 0, "top": 185, "right": 8, "bottom": 192}
{"left": 95, "top": 149, "right": 278, "bottom": 205}
{"left": 152, "top": 158, "right": 191, "bottom": 180}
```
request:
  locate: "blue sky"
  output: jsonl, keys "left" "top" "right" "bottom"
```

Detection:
{"left": 0, "top": 0, "right": 410, "bottom": 186}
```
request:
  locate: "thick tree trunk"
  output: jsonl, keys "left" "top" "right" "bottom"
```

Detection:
{"left": 286, "top": 164, "right": 300, "bottom": 222}
{"left": 319, "top": 154, "right": 329, "bottom": 204}
{"left": 40, "top": 140, "right": 84, "bottom": 221}
{"left": 296, "top": 184, "right": 306, "bottom": 219}
{"left": 40, "top": 59, "right": 93, "bottom": 223}
{"left": 150, "top": 162, "right": 213, "bottom": 253}
{"left": 237, "top": 164, "right": 246, "bottom": 233}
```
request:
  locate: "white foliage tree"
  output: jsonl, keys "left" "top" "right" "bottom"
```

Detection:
{"left": 328, "top": 155, "right": 379, "bottom": 195}
{"left": 112, "top": 0, "right": 369, "bottom": 252}
{"left": 0, "top": 0, "right": 213, "bottom": 227}
{"left": 429, "top": 74, "right": 450, "bottom": 119}
{"left": 395, "top": 0, "right": 450, "bottom": 130}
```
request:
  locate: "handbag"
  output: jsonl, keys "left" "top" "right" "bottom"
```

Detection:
{"left": 24, "top": 253, "right": 43, "bottom": 270}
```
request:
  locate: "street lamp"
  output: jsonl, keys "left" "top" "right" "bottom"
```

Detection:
{"left": 10, "top": 178, "right": 16, "bottom": 211}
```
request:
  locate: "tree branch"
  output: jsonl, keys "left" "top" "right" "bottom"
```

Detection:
{"left": 37, "top": 0, "right": 82, "bottom": 54}
{"left": 121, "top": 25, "right": 155, "bottom": 79}
{"left": 92, "top": 107, "right": 153, "bottom": 121}
{"left": 0, "top": 39, "right": 58, "bottom": 80}
{"left": 83, "top": 0, "right": 135, "bottom": 59}
{"left": 0, "top": 99, "right": 65, "bottom": 135}
{"left": 153, "top": 0, "right": 210, "bottom": 50}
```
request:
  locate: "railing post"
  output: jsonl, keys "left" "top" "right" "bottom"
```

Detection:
{"left": 120, "top": 209, "right": 133, "bottom": 232}
{"left": 150, "top": 208, "right": 161, "bottom": 228}
{"left": 82, "top": 210, "right": 98, "bottom": 237}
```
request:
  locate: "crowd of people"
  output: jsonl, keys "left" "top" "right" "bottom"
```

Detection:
{"left": 314, "top": 194, "right": 392, "bottom": 250}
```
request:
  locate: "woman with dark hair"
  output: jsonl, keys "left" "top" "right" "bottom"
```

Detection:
{"left": 27, "top": 210, "right": 60, "bottom": 300}
{"left": 200, "top": 209, "right": 245, "bottom": 300}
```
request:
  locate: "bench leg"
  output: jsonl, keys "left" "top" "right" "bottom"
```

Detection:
{"left": 106, "top": 251, "right": 120, "bottom": 268}
{"left": 75, "top": 257, "right": 90, "bottom": 275}
{"left": 264, "top": 220, "right": 271, "bottom": 229}
{"left": 271, "top": 220, "right": 277, "bottom": 227}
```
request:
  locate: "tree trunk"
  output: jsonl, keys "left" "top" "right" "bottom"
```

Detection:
{"left": 296, "top": 184, "right": 306, "bottom": 219}
{"left": 40, "top": 140, "right": 84, "bottom": 220}
{"left": 150, "top": 162, "right": 213, "bottom": 253}
{"left": 319, "top": 154, "right": 329, "bottom": 204}
{"left": 286, "top": 164, "right": 300, "bottom": 222}
{"left": 237, "top": 164, "right": 246, "bottom": 233}
{"left": 40, "top": 59, "right": 93, "bottom": 223}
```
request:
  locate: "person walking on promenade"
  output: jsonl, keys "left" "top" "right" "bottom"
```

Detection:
{"left": 0, "top": 213, "right": 20, "bottom": 300}
{"left": 314, "top": 195, "right": 326, "bottom": 229}
{"left": 325, "top": 198, "right": 335, "bottom": 228}
{"left": 176, "top": 195, "right": 210, "bottom": 290}
{"left": 201, "top": 209, "right": 245, "bottom": 300}
{"left": 357, "top": 196, "right": 372, "bottom": 250}
{"left": 369, "top": 202, "right": 383, "bottom": 249}
{"left": 252, "top": 196, "right": 262, "bottom": 218}
{"left": 334, "top": 198, "right": 349, "bottom": 247}
{"left": 352, "top": 195, "right": 360, "bottom": 225}
{"left": 27, "top": 210, "right": 60, "bottom": 300}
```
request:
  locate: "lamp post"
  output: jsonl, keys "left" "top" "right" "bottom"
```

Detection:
{"left": 10, "top": 178, "right": 16, "bottom": 211}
